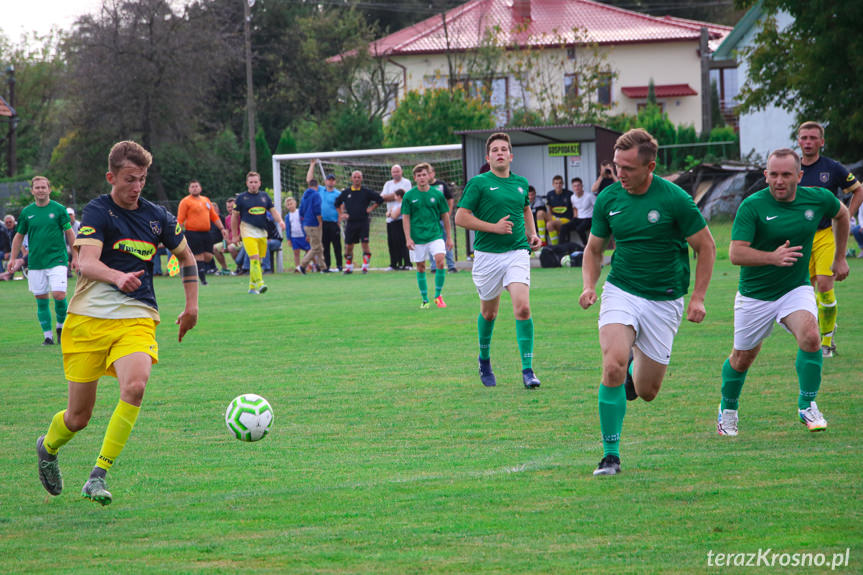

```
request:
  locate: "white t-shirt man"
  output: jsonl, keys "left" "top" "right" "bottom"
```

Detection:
{"left": 571, "top": 190, "right": 595, "bottom": 219}
{"left": 382, "top": 177, "right": 412, "bottom": 223}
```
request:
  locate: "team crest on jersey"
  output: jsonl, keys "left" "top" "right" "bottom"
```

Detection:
{"left": 819, "top": 172, "right": 830, "bottom": 184}
{"left": 249, "top": 206, "right": 266, "bottom": 215}
{"left": 113, "top": 238, "right": 157, "bottom": 261}
{"left": 647, "top": 209, "right": 661, "bottom": 223}
{"left": 150, "top": 220, "right": 162, "bottom": 235}
{"left": 518, "top": 187, "right": 524, "bottom": 194}
{"left": 805, "top": 209, "right": 815, "bottom": 221}
{"left": 79, "top": 226, "right": 96, "bottom": 236}
{"left": 49, "top": 213, "right": 55, "bottom": 219}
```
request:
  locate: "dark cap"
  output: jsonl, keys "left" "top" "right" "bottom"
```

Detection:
{"left": 325, "top": 173, "right": 336, "bottom": 180}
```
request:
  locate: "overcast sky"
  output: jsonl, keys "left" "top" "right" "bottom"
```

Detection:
{"left": 2, "top": 0, "right": 105, "bottom": 42}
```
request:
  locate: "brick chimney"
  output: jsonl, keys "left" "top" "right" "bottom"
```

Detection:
{"left": 514, "top": 0, "right": 531, "bottom": 22}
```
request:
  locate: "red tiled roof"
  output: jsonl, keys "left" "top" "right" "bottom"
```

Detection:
{"left": 356, "top": 0, "right": 731, "bottom": 58}
{"left": 0, "top": 95, "right": 14, "bottom": 118}
{"left": 621, "top": 83, "right": 698, "bottom": 99}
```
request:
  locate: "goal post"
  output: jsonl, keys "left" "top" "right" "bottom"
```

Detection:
{"left": 272, "top": 144, "right": 463, "bottom": 272}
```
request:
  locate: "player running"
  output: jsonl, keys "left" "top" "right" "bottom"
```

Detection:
{"left": 35, "top": 141, "right": 199, "bottom": 505}
{"left": 231, "top": 172, "right": 285, "bottom": 293}
{"left": 579, "top": 128, "right": 715, "bottom": 476}
{"left": 716, "top": 148, "right": 849, "bottom": 436}
{"left": 455, "top": 132, "right": 543, "bottom": 389}
{"left": 401, "top": 162, "right": 453, "bottom": 308}
{"left": 796, "top": 121, "right": 862, "bottom": 357}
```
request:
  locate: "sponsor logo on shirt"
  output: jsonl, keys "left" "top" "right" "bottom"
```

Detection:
{"left": 249, "top": 206, "right": 267, "bottom": 215}
{"left": 79, "top": 226, "right": 96, "bottom": 236}
{"left": 805, "top": 209, "right": 815, "bottom": 221}
{"left": 150, "top": 221, "right": 162, "bottom": 235}
{"left": 113, "top": 238, "right": 157, "bottom": 261}
{"left": 647, "top": 210, "right": 660, "bottom": 223}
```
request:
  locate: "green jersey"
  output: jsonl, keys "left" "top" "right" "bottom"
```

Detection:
{"left": 732, "top": 186, "right": 840, "bottom": 301}
{"left": 401, "top": 186, "right": 449, "bottom": 244}
{"left": 16, "top": 200, "right": 71, "bottom": 270}
{"left": 592, "top": 175, "right": 706, "bottom": 300}
{"left": 458, "top": 171, "right": 530, "bottom": 253}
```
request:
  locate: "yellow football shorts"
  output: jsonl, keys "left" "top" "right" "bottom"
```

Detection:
{"left": 809, "top": 227, "right": 835, "bottom": 279}
{"left": 62, "top": 313, "right": 158, "bottom": 382}
{"left": 242, "top": 236, "right": 268, "bottom": 259}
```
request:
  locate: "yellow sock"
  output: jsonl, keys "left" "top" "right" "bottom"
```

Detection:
{"left": 537, "top": 218, "right": 547, "bottom": 244}
{"left": 249, "top": 258, "right": 263, "bottom": 288}
{"left": 44, "top": 410, "right": 76, "bottom": 455}
{"left": 95, "top": 400, "right": 140, "bottom": 471}
{"left": 816, "top": 289, "right": 837, "bottom": 346}
{"left": 549, "top": 228, "right": 559, "bottom": 245}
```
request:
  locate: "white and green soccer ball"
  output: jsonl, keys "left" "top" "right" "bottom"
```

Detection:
{"left": 225, "top": 394, "right": 273, "bottom": 442}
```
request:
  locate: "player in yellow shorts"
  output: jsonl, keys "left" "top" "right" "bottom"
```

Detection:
{"left": 35, "top": 140, "right": 199, "bottom": 506}
{"left": 798, "top": 121, "right": 862, "bottom": 357}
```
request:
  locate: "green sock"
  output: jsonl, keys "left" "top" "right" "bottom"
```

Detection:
{"left": 796, "top": 348, "right": 822, "bottom": 409}
{"left": 515, "top": 318, "right": 534, "bottom": 370}
{"left": 416, "top": 271, "right": 428, "bottom": 302}
{"left": 598, "top": 384, "right": 626, "bottom": 457}
{"left": 54, "top": 298, "right": 68, "bottom": 326}
{"left": 36, "top": 298, "right": 52, "bottom": 332}
{"left": 434, "top": 268, "right": 445, "bottom": 298}
{"left": 721, "top": 358, "right": 747, "bottom": 411}
{"left": 477, "top": 314, "right": 495, "bottom": 360}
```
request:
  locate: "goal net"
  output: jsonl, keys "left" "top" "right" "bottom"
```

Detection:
{"left": 272, "top": 144, "right": 463, "bottom": 270}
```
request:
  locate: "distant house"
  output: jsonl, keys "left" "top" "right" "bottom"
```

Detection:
{"left": 338, "top": 0, "right": 730, "bottom": 132}
{"left": 711, "top": 0, "right": 796, "bottom": 160}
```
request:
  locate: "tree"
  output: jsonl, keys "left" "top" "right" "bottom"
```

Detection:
{"left": 383, "top": 88, "right": 495, "bottom": 148}
{"left": 53, "top": 0, "right": 237, "bottom": 202}
{"left": 735, "top": 1, "right": 863, "bottom": 160}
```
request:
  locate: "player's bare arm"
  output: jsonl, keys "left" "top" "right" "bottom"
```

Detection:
{"left": 77, "top": 244, "right": 145, "bottom": 292}
{"left": 729, "top": 239, "right": 803, "bottom": 267}
{"left": 65, "top": 228, "right": 79, "bottom": 271}
{"left": 402, "top": 214, "right": 415, "bottom": 250}
{"left": 175, "top": 244, "right": 199, "bottom": 342}
{"left": 231, "top": 208, "right": 241, "bottom": 239}
{"left": 845, "top": 181, "right": 863, "bottom": 219}
{"left": 523, "top": 206, "right": 542, "bottom": 250}
{"left": 443, "top": 213, "right": 454, "bottom": 251}
{"left": 685, "top": 226, "right": 716, "bottom": 323}
{"left": 579, "top": 233, "right": 608, "bottom": 309}
{"left": 831, "top": 202, "right": 851, "bottom": 281}
{"left": 454, "top": 208, "right": 513, "bottom": 235}
{"left": 269, "top": 207, "right": 286, "bottom": 230}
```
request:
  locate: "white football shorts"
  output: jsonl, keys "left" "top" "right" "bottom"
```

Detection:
{"left": 733, "top": 285, "right": 817, "bottom": 351}
{"left": 471, "top": 249, "right": 531, "bottom": 301}
{"left": 27, "top": 265, "right": 68, "bottom": 296}
{"left": 598, "top": 281, "right": 684, "bottom": 365}
{"left": 410, "top": 238, "right": 446, "bottom": 263}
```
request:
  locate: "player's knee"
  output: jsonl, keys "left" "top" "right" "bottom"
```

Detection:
{"left": 513, "top": 303, "right": 531, "bottom": 320}
{"left": 121, "top": 379, "right": 147, "bottom": 404}
{"left": 639, "top": 388, "right": 659, "bottom": 402}
{"left": 65, "top": 408, "right": 92, "bottom": 432}
{"left": 799, "top": 331, "right": 821, "bottom": 353}
{"left": 603, "top": 360, "right": 627, "bottom": 385}
{"left": 481, "top": 309, "right": 497, "bottom": 322}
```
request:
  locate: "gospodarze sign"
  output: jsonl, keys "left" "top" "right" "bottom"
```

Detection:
{"left": 547, "top": 143, "right": 581, "bottom": 157}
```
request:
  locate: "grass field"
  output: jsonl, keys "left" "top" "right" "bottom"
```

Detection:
{"left": 1, "top": 222, "right": 861, "bottom": 574}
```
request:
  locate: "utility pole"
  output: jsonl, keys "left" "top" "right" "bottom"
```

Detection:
{"left": 700, "top": 27, "right": 712, "bottom": 135}
{"left": 7, "top": 65, "right": 16, "bottom": 177}
{"left": 244, "top": 0, "right": 257, "bottom": 171}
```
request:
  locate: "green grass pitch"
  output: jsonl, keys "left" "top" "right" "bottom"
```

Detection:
{"left": 1, "top": 222, "right": 861, "bottom": 573}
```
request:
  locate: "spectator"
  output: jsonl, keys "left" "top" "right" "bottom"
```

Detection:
{"left": 428, "top": 165, "right": 458, "bottom": 272}
{"left": 66, "top": 208, "right": 81, "bottom": 235}
{"left": 852, "top": 202, "right": 863, "bottom": 256}
{"left": 261, "top": 211, "right": 283, "bottom": 273}
{"left": 299, "top": 179, "right": 325, "bottom": 273}
{"left": 560, "top": 177, "right": 594, "bottom": 247}
{"left": 592, "top": 160, "right": 617, "bottom": 195}
{"left": 527, "top": 185, "right": 546, "bottom": 230}
{"left": 0, "top": 214, "right": 11, "bottom": 272}
{"left": 177, "top": 180, "right": 228, "bottom": 285}
{"left": 381, "top": 164, "right": 412, "bottom": 270}
{"left": 207, "top": 203, "right": 232, "bottom": 275}
{"left": 536, "top": 175, "right": 572, "bottom": 245}
{"left": 7, "top": 176, "right": 78, "bottom": 345}
{"left": 334, "top": 170, "right": 382, "bottom": 274}
{"left": 283, "top": 196, "right": 309, "bottom": 271}
{"left": 305, "top": 164, "right": 344, "bottom": 272}
{"left": 222, "top": 197, "right": 243, "bottom": 273}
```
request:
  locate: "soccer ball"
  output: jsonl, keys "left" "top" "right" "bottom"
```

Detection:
{"left": 225, "top": 394, "right": 273, "bottom": 442}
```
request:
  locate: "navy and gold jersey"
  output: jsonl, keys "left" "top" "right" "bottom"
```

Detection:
{"left": 234, "top": 191, "right": 274, "bottom": 231}
{"left": 545, "top": 189, "right": 573, "bottom": 220}
{"left": 800, "top": 155, "right": 859, "bottom": 230}
{"left": 70, "top": 194, "right": 186, "bottom": 321}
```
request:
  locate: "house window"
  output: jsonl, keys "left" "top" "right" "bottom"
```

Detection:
{"left": 597, "top": 73, "right": 612, "bottom": 106}
{"left": 564, "top": 73, "right": 578, "bottom": 99}
{"left": 451, "top": 76, "right": 510, "bottom": 124}
{"left": 566, "top": 46, "right": 576, "bottom": 60}
{"left": 637, "top": 102, "right": 664, "bottom": 113}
